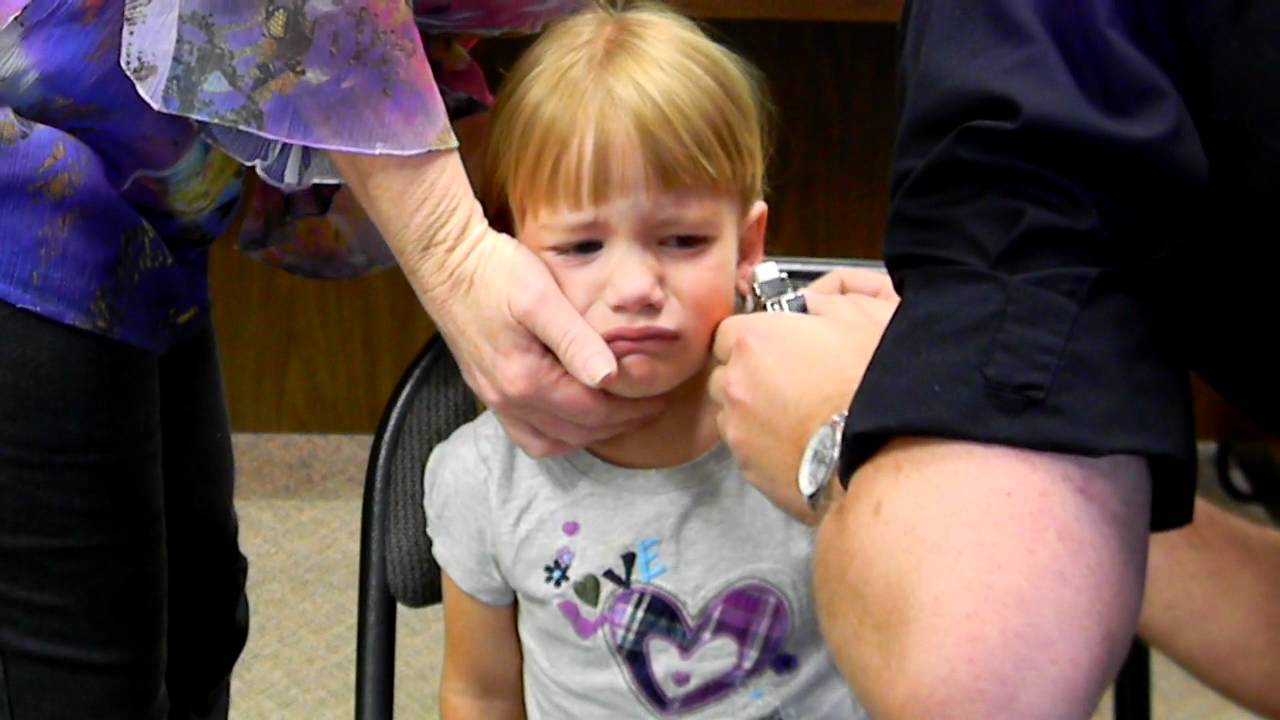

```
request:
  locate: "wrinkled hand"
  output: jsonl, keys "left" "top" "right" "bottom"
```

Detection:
{"left": 426, "top": 230, "right": 669, "bottom": 455}
{"left": 709, "top": 268, "right": 898, "bottom": 520}
{"left": 331, "top": 148, "right": 663, "bottom": 456}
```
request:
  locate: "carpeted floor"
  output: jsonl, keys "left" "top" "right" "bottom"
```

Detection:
{"left": 229, "top": 434, "right": 441, "bottom": 719}
{"left": 227, "top": 434, "right": 1266, "bottom": 720}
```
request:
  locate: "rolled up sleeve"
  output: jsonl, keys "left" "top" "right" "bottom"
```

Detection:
{"left": 840, "top": 0, "right": 1208, "bottom": 530}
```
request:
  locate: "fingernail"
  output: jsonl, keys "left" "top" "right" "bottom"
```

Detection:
{"left": 593, "top": 368, "right": 616, "bottom": 387}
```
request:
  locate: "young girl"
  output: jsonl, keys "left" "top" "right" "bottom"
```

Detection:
{"left": 424, "top": 2, "right": 865, "bottom": 717}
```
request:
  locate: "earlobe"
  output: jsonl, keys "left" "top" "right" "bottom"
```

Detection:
{"left": 737, "top": 200, "right": 768, "bottom": 296}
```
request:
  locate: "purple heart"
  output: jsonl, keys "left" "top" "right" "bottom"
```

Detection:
{"left": 603, "top": 582, "right": 792, "bottom": 715}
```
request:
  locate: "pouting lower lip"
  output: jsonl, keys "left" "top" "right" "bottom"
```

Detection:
{"left": 607, "top": 337, "right": 677, "bottom": 357}
{"left": 602, "top": 326, "right": 680, "bottom": 342}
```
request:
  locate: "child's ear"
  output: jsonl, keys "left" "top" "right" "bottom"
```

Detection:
{"left": 736, "top": 200, "right": 768, "bottom": 297}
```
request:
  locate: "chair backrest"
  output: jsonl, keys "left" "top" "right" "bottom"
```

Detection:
{"left": 375, "top": 334, "right": 478, "bottom": 608}
{"left": 768, "top": 256, "right": 885, "bottom": 284}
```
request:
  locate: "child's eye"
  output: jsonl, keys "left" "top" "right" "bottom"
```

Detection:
{"left": 556, "top": 240, "right": 604, "bottom": 256}
{"left": 662, "top": 235, "right": 710, "bottom": 250}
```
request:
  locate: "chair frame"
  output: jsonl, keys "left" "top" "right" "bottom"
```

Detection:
{"left": 355, "top": 335, "right": 460, "bottom": 720}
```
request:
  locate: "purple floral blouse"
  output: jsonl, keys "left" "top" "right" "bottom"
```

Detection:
{"left": 0, "top": 0, "right": 580, "bottom": 351}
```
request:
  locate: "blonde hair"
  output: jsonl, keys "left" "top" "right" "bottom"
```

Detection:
{"left": 480, "top": 0, "right": 772, "bottom": 230}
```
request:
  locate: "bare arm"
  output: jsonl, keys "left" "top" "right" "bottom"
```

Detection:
{"left": 712, "top": 268, "right": 1157, "bottom": 717}
{"left": 440, "top": 573, "right": 525, "bottom": 720}
{"left": 814, "top": 439, "right": 1151, "bottom": 719}
{"left": 1140, "top": 497, "right": 1280, "bottom": 717}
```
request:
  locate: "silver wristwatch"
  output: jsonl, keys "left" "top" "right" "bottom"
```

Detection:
{"left": 797, "top": 412, "right": 847, "bottom": 511}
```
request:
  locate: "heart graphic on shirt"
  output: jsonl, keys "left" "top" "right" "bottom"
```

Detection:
{"left": 602, "top": 581, "right": 795, "bottom": 714}
{"left": 572, "top": 574, "right": 601, "bottom": 608}
{"left": 649, "top": 635, "right": 739, "bottom": 698}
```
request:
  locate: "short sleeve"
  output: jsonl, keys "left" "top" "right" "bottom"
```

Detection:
{"left": 423, "top": 422, "right": 515, "bottom": 606}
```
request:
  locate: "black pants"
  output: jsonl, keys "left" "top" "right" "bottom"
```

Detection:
{"left": 0, "top": 302, "right": 249, "bottom": 719}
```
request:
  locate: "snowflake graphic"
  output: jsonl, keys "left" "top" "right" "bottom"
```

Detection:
{"left": 543, "top": 558, "right": 571, "bottom": 588}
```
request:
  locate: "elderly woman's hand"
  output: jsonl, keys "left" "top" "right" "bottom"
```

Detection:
{"left": 332, "top": 148, "right": 663, "bottom": 455}
{"left": 709, "top": 268, "right": 898, "bottom": 520}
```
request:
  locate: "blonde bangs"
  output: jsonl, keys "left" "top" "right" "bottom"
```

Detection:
{"left": 480, "top": 1, "right": 770, "bottom": 229}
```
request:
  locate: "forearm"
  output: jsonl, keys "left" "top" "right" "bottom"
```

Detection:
{"left": 1140, "top": 498, "right": 1280, "bottom": 717}
{"left": 328, "top": 148, "right": 493, "bottom": 305}
{"left": 814, "top": 438, "right": 1150, "bottom": 719}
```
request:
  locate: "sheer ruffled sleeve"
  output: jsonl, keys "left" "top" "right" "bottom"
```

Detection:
{"left": 121, "top": 0, "right": 457, "bottom": 190}
{"left": 0, "top": 0, "right": 28, "bottom": 28}
{"left": 121, "top": 0, "right": 581, "bottom": 278}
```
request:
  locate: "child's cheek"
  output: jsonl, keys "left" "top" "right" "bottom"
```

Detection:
{"left": 691, "top": 286, "right": 736, "bottom": 338}
{"left": 548, "top": 265, "right": 598, "bottom": 317}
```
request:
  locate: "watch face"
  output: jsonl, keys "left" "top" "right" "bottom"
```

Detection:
{"left": 798, "top": 421, "right": 840, "bottom": 497}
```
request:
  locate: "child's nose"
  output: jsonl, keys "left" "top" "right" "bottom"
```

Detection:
{"left": 606, "top": 248, "right": 665, "bottom": 313}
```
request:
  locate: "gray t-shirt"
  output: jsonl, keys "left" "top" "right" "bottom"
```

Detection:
{"left": 424, "top": 411, "right": 865, "bottom": 719}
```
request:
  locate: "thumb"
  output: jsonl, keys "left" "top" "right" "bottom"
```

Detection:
{"left": 517, "top": 272, "right": 618, "bottom": 388}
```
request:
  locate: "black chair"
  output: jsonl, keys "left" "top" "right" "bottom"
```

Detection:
{"left": 352, "top": 257, "right": 1150, "bottom": 720}
{"left": 354, "top": 333, "right": 478, "bottom": 720}
{"left": 1214, "top": 441, "right": 1280, "bottom": 524}
{"left": 1114, "top": 639, "right": 1150, "bottom": 720}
